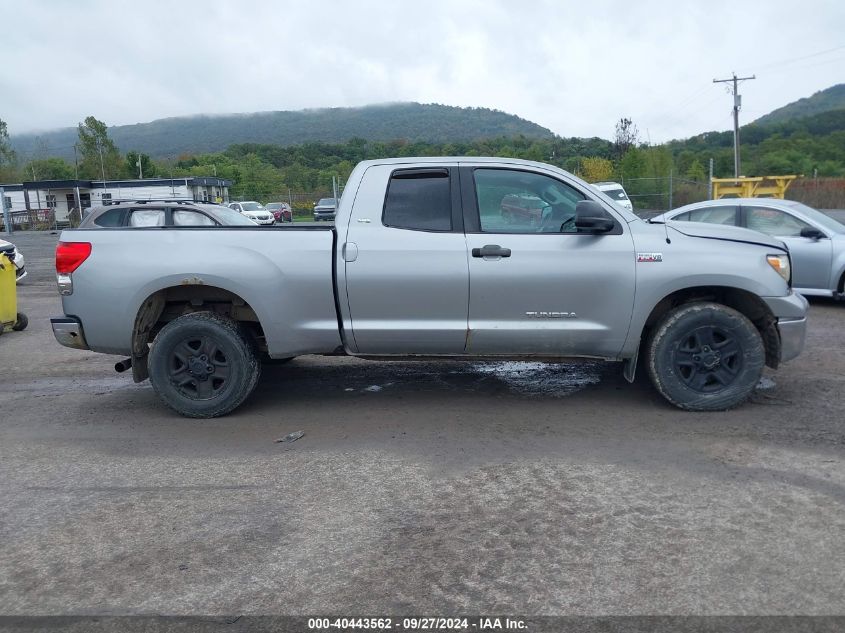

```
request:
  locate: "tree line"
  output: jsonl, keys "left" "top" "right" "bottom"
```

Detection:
{"left": 2, "top": 111, "right": 843, "bottom": 205}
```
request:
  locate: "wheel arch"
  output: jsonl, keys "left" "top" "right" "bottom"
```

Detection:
{"left": 130, "top": 283, "right": 266, "bottom": 383}
{"left": 640, "top": 285, "right": 780, "bottom": 369}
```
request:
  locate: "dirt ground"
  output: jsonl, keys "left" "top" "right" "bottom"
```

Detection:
{"left": 1, "top": 230, "right": 844, "bottom": 616}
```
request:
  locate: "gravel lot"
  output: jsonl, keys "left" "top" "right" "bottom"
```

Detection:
{"left": 1, "top": 230, "right": 844, "bottom": 616}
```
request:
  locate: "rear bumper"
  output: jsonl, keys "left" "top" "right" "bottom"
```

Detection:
{"left": 51, "top": 317, "right": 90, "bottom": 350}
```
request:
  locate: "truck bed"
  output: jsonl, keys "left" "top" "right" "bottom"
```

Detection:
{"left": 59, "top": 226, "right": 343, "bottom": 358}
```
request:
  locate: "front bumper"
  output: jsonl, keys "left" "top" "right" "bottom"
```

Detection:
{"left": 763, "top": 291, "right": 809, "bottom": 363}
{"left": 778, "top": 317, "right": 807, "bottom": 362}
{"left": 51, "top": 317, "right": 90, "bottom": 350}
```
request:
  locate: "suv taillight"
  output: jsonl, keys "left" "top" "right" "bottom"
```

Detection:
{"left": 56, "top": 242, "right": 92, "bottom": 274}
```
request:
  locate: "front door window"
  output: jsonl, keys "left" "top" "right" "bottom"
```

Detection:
{"left": 474, "top": 168, "right": 585, "bottom": 234}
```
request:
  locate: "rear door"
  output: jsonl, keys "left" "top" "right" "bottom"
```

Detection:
{"left": 343, "top": 164, "right": 469, "bottom": 354}
{"left": 462, "top": 166, "right": 636, "bottom": 357}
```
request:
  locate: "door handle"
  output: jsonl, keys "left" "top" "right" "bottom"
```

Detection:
{"left": 472, "top": 244, "right": 511, "bottom": 258}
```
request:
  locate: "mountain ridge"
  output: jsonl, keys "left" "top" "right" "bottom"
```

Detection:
{"left": 10, "top": 102, "right": 555, "bottom": 160}
{"left": 753, "top": 84, "right": 845, "bottom": 126}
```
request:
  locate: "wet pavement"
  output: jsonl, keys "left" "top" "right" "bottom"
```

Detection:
{"left": 1, "top": 230, "right": 844, "bottom": 615}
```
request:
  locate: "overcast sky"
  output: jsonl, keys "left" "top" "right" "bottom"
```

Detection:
{"left": 2, "top": 0, "right": 843, "bottom": 143}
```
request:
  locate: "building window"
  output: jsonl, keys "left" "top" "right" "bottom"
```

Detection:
{"left": 3, "top": 196, "right": 11, "bottom": 210}
{"left": 80, "top": 193, "right": 91, "bottom": 208}
{"left": 102, "top": 193, "right": 112, "bottom": 204}
{"left": 46, "top": 194, "right": 57, "bottom": 208}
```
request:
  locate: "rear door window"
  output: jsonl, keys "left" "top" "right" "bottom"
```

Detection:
{"left": 382, "top": 169, "right": 452, "bottom": 231}
{"left": 128, "top": 208, "right": 166, "bottom": 227}
{"left": 172, "top": 209, "right": 216, "bottom": 226}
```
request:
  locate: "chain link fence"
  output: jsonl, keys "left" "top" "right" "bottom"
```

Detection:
{"left": 228, "top": 189, "right": 344, "bottom": 220}
{"left": 786, "top": 178, "right": 845, "bottom": 209}
{"left": 622, "top": 176, "right": 709, "bottom": 217}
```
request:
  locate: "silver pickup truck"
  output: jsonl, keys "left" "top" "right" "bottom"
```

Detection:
{"left": 51, "top": 157, "right": 808, "bottom": 417}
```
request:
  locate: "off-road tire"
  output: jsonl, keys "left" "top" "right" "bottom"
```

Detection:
{"left": 646, "top": 302, "right": 764, "bottom": 411}
{"left": 149, "top": 311, "right": 261, "bottom": 418}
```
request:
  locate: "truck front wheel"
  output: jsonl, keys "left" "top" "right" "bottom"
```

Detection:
{"left": 646, "top": 302, "right": 764, "bottom": 411}
{"left": 149, "top": 312, "right": 261, "bottom": 418}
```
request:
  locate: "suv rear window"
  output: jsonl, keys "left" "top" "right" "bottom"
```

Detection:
{"left": 93, "top": 208, "right": 127, "bottom": 227}
{"left": 382, "top": 169, "right": 451, "bottom": 231}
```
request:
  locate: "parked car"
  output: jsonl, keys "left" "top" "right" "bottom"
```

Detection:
{"left": 51, "top": 157, "right": 806, "bottom": 418}
{"left": 266, "top": 202, "right": 293, "bottom": 223}
{"left": 593, "top": 181, "right": 634, "bottom": 211}
{"left": 228, "top": 201, "right": 275, "bottom": 225}
{"left": 653, "top": 198, "right": 845, "bottom": 298}
{"left": 76, "top": 201, "right": 258, "bottom": 229}
{"left": 313, "top": 198, "right": 338, "bottom": 222}
{"left": 0, "top": 238, "right": 26, "bottom": 282}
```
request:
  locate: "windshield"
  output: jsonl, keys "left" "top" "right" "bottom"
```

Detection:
{"left": 785, "top": 201, "right": 845, "bottom": 234}
{"left": 317, "top": 198, "right": 337, "bottom": 206}
{"left": 600, "top": 188, "right": 629, "bottom": 201}
{"left": 205, "top": 206, "right": 259, "bottom": 226}
{"left": 265, "top": 203, "right": 282, "bottom": 210}
{"left": 241, "top": 202, "right": 265, "bottom": 211}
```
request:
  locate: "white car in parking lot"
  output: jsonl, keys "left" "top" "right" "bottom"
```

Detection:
{"left": 227, "top": 201, "right": 275, "bottom": 225}
{"left": 593, "top": 181, "right": 634, "bottom": 211}
{"left": 0, "top": 238, "right": 26, "bottom": 282}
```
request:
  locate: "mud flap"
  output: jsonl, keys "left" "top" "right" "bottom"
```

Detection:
{"left": 623, "top": 346, "right": 639, "bottom": 383}
{"left": 132, "top": 352, "right": 149, "bottom": 383}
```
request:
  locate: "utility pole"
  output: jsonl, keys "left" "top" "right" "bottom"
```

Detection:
{"left": 708, "top": 158, "right": 714, "bottom": 199}
{"left": 96, "top": 139, "right": 107, "bottom": 183}
{"left": 668, "top": 169, "right": 673, "bottom": 211}
{"left": 713, "top": 72, "right": 755, "bottom": 177}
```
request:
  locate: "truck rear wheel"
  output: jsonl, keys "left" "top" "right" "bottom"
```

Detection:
{"left": 149, "top": 312, "right": 261, "bottom": 418}
{"left": 646, "top": 302, "right": 764, "bottom": 411}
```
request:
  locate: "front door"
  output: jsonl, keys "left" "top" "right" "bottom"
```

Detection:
{"left": 741, "top": 204, "right": 833, "bottom": 291}
{"left": 343, "top": 164, "right": 469, "bottom": 355}
{"left": 462, "top": 166, "right": 636, "bottom": 357}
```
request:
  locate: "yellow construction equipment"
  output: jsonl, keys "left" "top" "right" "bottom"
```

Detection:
{"left": 711, "top": 175, "right": 799, "bottom": 200}
{"left": 0, "top": 253, "right": 27, "bottom": 335}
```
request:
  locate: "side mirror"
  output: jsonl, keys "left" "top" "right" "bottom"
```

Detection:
{"left": 800, "top": 227, "right": 825, "bottom": 240}
{"left": 575, "top": 200, "right": 615, "bottom": 233}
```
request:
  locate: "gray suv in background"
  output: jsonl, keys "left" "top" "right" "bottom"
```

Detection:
{"left": 313, "top": 197, "right": 338, "bottom": 221}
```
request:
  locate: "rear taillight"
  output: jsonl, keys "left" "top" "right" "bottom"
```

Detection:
{"left": 56, "top": 242, "right": 92, "bottom": 274}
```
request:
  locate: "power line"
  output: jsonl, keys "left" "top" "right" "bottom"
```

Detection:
{"left": 742, "top": 43, "right": 845, "bottom": 74}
